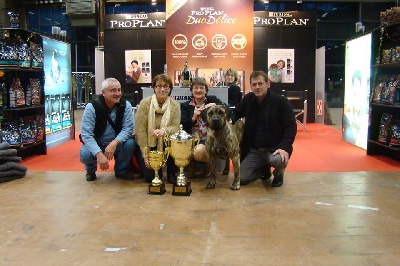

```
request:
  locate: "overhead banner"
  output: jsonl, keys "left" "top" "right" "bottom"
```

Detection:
{"left": 104, "top": 13, "right": 166, "bottom": 29}
{"left": 166, "top": 0, "right": 253, "bottom": 92}
{"left": 253, "top": 11, "right": 316, "bottom": 27}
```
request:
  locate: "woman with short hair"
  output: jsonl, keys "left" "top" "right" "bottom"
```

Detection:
{"left": 181, "top": 77, "right": 226, "bottom": 178}
{"left": 135, "top": 74, "right": 180, "bottom": 183}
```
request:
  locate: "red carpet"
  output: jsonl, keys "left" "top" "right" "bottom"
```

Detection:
{"left": 21, "top": 124, "right": 399, "bottom": 172}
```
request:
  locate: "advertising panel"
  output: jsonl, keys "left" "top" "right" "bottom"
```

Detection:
{"left": 344, "top": 33, "right": 371, "bottom": 149}
{"left": 125, "top": 49, "right": 152, "bottom": 84}
{"left": 42, "top": 37, "right": 72, "bottom": 146}
{"left": 166, "top": 0, "right": 253, "bottom": 92}
{"left": 267, "top": 49, "right": 295, "bottom": 83}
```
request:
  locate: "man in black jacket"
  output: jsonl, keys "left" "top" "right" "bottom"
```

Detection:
{"left": 232, "top": 71, "right": 297, "bottom": 187}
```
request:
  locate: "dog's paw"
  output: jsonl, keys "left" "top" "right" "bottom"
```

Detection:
{"left": 206, "top": 181, "right": 216, "bottom": 189}
{"left": 230, "top": 183, "right": 240, "bottom": 190}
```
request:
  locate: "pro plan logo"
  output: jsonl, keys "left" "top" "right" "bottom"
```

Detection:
{"left": 172, "top": 34, "right": 188, "bottom": 50}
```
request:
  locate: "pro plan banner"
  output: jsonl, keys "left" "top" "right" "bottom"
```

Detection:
{"left": 253, "top": 11, "right": 316, "bottom": 28}
{"left": 104, "top": 13, "right": 166, "bottom": 29}
{"left": 166, "top": 0, "right": 253, "bottom": 92}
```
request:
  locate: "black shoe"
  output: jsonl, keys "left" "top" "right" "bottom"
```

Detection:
{"left": 86, "top": 173, "right": 97, "bottom": 181}
{"left": 260, "top": 170, "right": 272, "bottom": 180}
{"left": 167, "top": 173, "right": 176, "bottom": 184}
{"left": 115, "top": 172, "right": 134, "bottom": 180}
{"left": 271, "top": 174, "right": 284, "bottom": 187}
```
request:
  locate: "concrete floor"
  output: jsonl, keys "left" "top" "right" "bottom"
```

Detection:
{"left": 1, "top": 171, "right": 399, "bottom": 265}
{"left": 2, "top": 108, "right": 398, "bottom": 265}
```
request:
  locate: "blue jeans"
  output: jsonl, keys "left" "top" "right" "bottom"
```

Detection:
{"left": 240, "top": 148, "right": 287, "bottom": 185}
{"left": 80, "top": 138, "right": 136, "bottom": 175}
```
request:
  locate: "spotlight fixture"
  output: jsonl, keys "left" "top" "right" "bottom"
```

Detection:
{"left": 297, "top": 0, "right": 302, "bottom": 3}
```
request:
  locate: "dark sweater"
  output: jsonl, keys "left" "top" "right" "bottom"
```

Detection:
{"left": 232, "top": 90, "right": 297, "bottom": 160}
{"left": 180, "top": 95, "right": 225, "bottom": 133}
{"left": 227, "top": 84, "right": 242, "bottom": 107}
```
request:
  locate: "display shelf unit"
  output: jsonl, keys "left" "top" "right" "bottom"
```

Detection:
{"left": 368, "top": 24, "right": 400, "bottom": 161}
{"left": 367, "top": 103, "right": 400, "bottom": 160}
{"left": 0, "top": 29, "right": 47, "bottom": 159}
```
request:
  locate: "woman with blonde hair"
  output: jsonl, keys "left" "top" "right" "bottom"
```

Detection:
{"left": 221, "top": 67, "right": 242, "bottom": 175}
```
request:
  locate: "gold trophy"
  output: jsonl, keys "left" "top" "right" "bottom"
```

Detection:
{"left": 144, "top": 137, "right": 170, "bottom": 195}
{"left": 165, "top": 125, "right": 200, "bottom": 196}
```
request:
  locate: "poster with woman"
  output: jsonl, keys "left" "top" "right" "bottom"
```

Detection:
{"left": 267, "top": 49, "right": 294, "bottom": 83}
{"left": 124, "top": 50, "right": 152, "bottom": 84}
{"left": 343, "top": 33, "right": 371, "bottom": 149}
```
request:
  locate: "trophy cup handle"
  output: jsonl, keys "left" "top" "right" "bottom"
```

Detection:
{"left": 192, "top": 133, "right": 200, "bottom": 148}
{"left": 164, "top": 134, "right": 170, "bottom": 148}
{"left": 163, "top": 147, "right": 170, "bottom": 164}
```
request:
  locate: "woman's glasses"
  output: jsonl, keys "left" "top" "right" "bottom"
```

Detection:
{"left": 155, "top": 84, "right": 170, "bottom": 90}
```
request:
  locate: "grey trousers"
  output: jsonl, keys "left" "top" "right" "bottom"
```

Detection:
{"left": 240, "top": 148, "right": 287, "bottom": 185}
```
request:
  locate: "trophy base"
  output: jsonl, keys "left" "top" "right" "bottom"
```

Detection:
{"left": 172, "top": 182, "right": 192, "bottom": 196}
{"left": 148, "top": 182, "right": 166, "bottom": 195}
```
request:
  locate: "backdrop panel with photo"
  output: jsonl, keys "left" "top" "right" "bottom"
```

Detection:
{"left": 125, "top": 50, "right": 152, "bottom": 84}
{"left": 267, "top": 49, "right": 295, "bottom": 83}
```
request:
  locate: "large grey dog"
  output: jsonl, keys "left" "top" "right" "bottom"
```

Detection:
{"left": 205, "top": 105, "right": 244, "bottom": 190}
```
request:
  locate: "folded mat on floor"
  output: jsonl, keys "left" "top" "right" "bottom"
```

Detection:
{"left": 0, "top": 142, "right": 27, "bottom": 183}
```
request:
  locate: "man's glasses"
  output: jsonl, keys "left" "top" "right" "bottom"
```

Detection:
{"left": 155, "top": 84, "right": 170, "bottom": 90}
{"left": 107, "top": 88, "right": 122, "bottom": 94}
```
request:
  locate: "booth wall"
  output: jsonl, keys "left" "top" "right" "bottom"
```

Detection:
{"left": 104, "top": 29, "right": 165, "bottom": 105}
{"left": 254, "top": 27, "right": 316, "bottom": 123}
{"left": 104, "top": 14, "right": 316, "bottom": 122}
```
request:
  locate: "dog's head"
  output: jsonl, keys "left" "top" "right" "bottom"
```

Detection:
{"left": 205, "top": 104, "right": 232, "bottom": 131}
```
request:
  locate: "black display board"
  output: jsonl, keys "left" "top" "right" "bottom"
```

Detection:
{"left": 254, "top": 11, "right": 316, "bottom": 123}
{"left": 104, "top": 11, "right": 317, "bottom": 122}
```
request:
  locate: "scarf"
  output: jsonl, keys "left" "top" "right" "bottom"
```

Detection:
{"left": 190, "top": 97, "right": 208, "bottom": 140}
{"left": 148, "top": 94, "right": 171, "bottom": 147}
